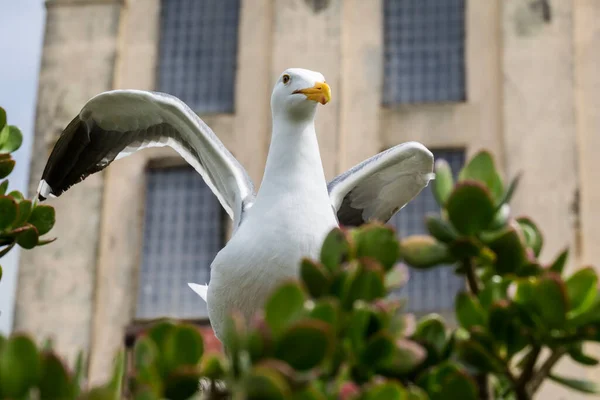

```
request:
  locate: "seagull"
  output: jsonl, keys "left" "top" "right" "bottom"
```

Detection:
{"left": 37, "top": 68, "right": 434, "bottom": 341}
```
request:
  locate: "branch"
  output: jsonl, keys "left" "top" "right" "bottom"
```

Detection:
{"left": 528, "top": 348, "right": 567, "bottom": 394}
{"left": 513, "top": 345, "right": 541, "bottom": 400}
{"left": 463, "top": 257, "right": 480, "bottom": 295}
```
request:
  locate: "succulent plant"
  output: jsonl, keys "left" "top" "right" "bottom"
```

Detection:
{"left": 0, "top": 106, "right": 56, "bottom": 279}
{"left": 1, "top": 103, "right": 598, "bottom": 399}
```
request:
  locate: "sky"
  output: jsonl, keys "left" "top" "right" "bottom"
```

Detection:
{"left": 0, "top": 1, "right": 45, "bottom": 333}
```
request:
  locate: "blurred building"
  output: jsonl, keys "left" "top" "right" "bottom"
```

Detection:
{"left": 13, "top": 0, "right": 600, "bottom": 397}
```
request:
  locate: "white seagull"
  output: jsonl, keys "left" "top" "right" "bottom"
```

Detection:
{"left": 37, "top": 68, "right": 434, "bottom": 341}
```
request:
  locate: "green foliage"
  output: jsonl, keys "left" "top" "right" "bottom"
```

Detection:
{"left": 0, "top": 331, "right": 124, "bottom": 400}
{"left": 3, "top": 132, "right": 598, "bottom": 400}
{"left": 0, "top": 106, "right": 57, "bottom": 282}
{"left": 399, "top": 149, "right": 600, "bottom": 399}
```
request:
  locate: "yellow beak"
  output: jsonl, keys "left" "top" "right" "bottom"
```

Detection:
{"left": 294, "top": 82, "right": 331, "bottom": 105}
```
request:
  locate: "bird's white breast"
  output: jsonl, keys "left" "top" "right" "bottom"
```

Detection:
{"left": 206, "top": 197, "right": 337, "bottom": 341}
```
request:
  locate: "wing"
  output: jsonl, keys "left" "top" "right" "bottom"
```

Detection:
{"left": 38, "top": 90, "right": 255, "bottom": 228}
{"left": 328, "top": 141, "right": 434, "bottom": 227}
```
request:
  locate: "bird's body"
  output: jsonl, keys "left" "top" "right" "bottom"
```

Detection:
{"left": 37, "top": 68, "right": 434, "bottom": 343}
{"left": 207, "top": 107, "right": 338, "bottom": 338}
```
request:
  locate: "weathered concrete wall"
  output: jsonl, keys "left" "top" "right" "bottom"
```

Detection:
{"left": 271, "top": 0, "right": 342, "bottom": 179}
{"left": 15, "top": 0, "right": 121, "bottom": 365}
{"left": 501, "top": 1, "right": 583, "bottom": 399}
{"left": 574, "top": 0, "right": 600, "bottom": 387}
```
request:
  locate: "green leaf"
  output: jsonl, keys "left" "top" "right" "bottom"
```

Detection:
{"left": 163, "top": 368, "right": 202, "bottom": 400}
{"left": 16, "top": 224, "right": 39, "bottom": 249}
{"left": 308, "top": 297, "right": 340, "bottom": 329}
{"left": 164, "top": 323, "right": 204, "bottom": 370}
{"left": 275, "top": 319, "right": 333, "bottom": 371}
{"left": 458, "top": 150, "right": 504, "bottom": 203}
{"left": 457, "top": 339, "right": 503, "bottom": 374}
{"left": 0, "top": 180, "right": 7, "bottom": 195}
{"left": 39, "top": 352, "right": 73, "bottom": 400}
{"left": 300, "top": 258, "right": 330, "bottom": 298}
{"left": 497, "top": 172, "right": 522, "bottom": 207}
{"left": 516, "top": 217, "right": 543, "bottom": 257}
{"left": 566, "top": 267, "right": 598, "bottom": 317}
{"left": 0, "top": 126, "right": 23, "bottom": 153}
{"left": 549, "top": 248, "right": 569, "bottom": 275}
{"left": 385, "top": 263, "right": 409, "bottom": 291}
{"left": 568, "top": 343, "right": 599, "bottom": 366}
{"left": 487, "top": 226, "right": 527, "bottom": 275}
{"left": 146, "top": 320, "right": 176, "bottom": 375}
{"left": 548, "top": 373, "right": 600, "bottom": 394}
{"left": 0, "top": 195, "right": 17, "bottom": 230}
{"left": 0, "top": 108, "right": 6, "bottom": 132}
{"left": 426, "top": 215, "right": 458, "bottom": 243}
{"left": 13, "top": 199, "right": 32, "bottom": 227}
{"left": 200, "top": 353, "right": 227, "bottom": 379}
{"left": 432, "top": 158, "right": 454, "bottom": 206}
{"left": 245, "top": 366, "right": 292, "bottom": 400}
{"left": 478, "top": 275, "right": 509, "bottom": 309}
{"left": 354, "top": 223, "right": 400, "bottom": 271}
{"left": 28, "top": 205, "right": 56, "bottom": 235}
{"left": 266, "top": 280, "right": 307, "bottom": 336}
{"left": 133, "top": 336, "right": 157, "bottom": 371}
{"left": 107, "top": 350, "right": 125, "bottom": 400}
{"left": 488, "top": 300, "right": 526, "bottom": 359}
{"left": 0, "top": 158, "right": 14, "bottom": 179}
{"left": 455, "top": 292, "right": 486, "bottom": 329}
{"left": 0, "top": 334, "right": 41, "bottom": 398}
{"left": 377, "top": 339, "right": 426, "bottom": 376}
{"left": 341, "top": 259, "right": 386, "bottom": 308}
{"left": 320, "top": 228, "right": 350, "bottom": 273}
{"left": 399, "top": 235, "right": 451, "bottom": 269}
{"left": 534, "top": 274, "right": 568, "bottom": 328}
{"left": 364, "top": 381, "right": 407, "bottom": 400}
{"left": 413, "top": 314, "right": 447, "bottom": 358}
{"left": 446, "top": 181, "right": 496, "bottom": 235}
{"left": 361, "top": 332, "right": 396, "bottom": 367}
{"left": 7, "top": 190, "right": 23, "bottom": 202}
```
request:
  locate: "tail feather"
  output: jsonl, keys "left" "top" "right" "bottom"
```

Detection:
{"left": 188, "top": 283, "right": 208, "bottom": 302}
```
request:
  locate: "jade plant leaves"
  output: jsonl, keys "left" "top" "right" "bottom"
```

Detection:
{"left": 446, "top": 181, "right": 495, "bottom": 235}
{"left": 432, "top": 158, "right": 454, "bottom": 206}
{"left": 275, "top": 319, "right": 333, "bottom": 371}
{"left": 0, "top": 195, "right": 17, "bottom": 230}
{"left": 266, "top": 281, "right": 307, "bottom": 336}
{"left": 0, "top": 334, "right": 41, "bottom": 398}
{"left": 0, "top": 125, "right": 23, "bottom": 154}
{"left": 455, "top": 293, "right": 486, "bottom": 330}
{"left": 354, "top": 224, "right": 400, "bottom": 271}
{"left": 458, "top": 150, "right": 504, "bottom": 203}
{"left": 320, "top": 228, "right": 350, "bottom": 272}
{"left": 28, "top": 205, "right": 56, "bottom": 236}
{"left": 565, "top": 267, "right": 598, "bottom": 318}
{"left": 300, "top": 258, "right": 331, "bottom": 298}
{"left": 399, "top": 235, "right": 451, "bottom": 269}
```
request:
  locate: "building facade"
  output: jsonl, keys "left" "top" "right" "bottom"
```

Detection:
{"left": 13, "top": 0, "right": 600, "bottom": 398}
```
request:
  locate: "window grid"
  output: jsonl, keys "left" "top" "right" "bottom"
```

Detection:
{"left": 390, "top": 149, "right": 466, "bottom": 313}
{"left": 136, "top": 167, "right": 223, "bottom": 320}
{"left": 383, "top": 0, "right": 466, "bottom": 105}
{"left": 158, "top": 0, "right": 240, "bottom": 113}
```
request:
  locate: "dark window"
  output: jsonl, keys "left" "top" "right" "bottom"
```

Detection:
{"left": 136, "top": 167, "right": 223, "bottom": 319}
{"left": 390, "top": 149, "right": 466, "bottom": 314}
{"left": 158, "top": 0, "right": 240, "bottom": 113}
{"left": 383, "top": 0, "right": 466, "bottom": 104}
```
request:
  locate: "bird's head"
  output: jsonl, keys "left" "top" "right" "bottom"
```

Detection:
{"left": 270, "top": 68, "right": 331, "bottom": 122}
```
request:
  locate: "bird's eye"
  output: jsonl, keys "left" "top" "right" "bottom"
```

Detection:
{"left": 282, "top": 74, "right": 291, "bottom": 85}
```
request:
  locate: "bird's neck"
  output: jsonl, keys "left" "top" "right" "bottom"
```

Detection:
{"left": 255, "top": 116, "right": 330, "bottom": 205}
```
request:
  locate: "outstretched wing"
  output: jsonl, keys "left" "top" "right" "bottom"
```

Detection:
{"left": 328, "top": 141, "right": 434, "bottom": 227}
{"left": 38, "top": 90, "right": 255, "bottom": 228}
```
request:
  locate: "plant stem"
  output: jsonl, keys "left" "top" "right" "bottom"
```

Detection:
{"left": 463, "top": 257, "right": 480, "bottom": 295}
{"left": 516, "top": 345, "right": 541, "bottom": 399}
{"left": 529, "top": 348, "right": 567, "bottom": 395}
